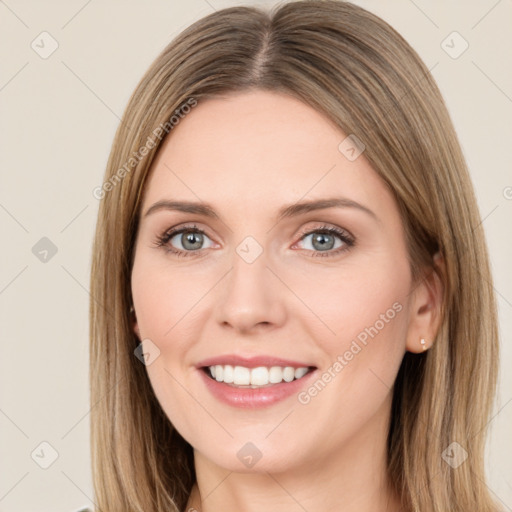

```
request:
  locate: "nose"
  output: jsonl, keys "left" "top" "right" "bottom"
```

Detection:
{"left": 215, "top": 247, "right": 287, "bottom": 334}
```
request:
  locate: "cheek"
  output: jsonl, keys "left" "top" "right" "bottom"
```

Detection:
{"left": 131, "top": 253, "right": 210, "bottom": 441}
{"left": 288, "top": 255, "right": 410, "bottom": 412}
{"left": 290, "top": 257, "right": 410, "bottom": 423}
{"left": 131, "top": 250, "right": 210, "bottom": 349}
{"left": 287, "top": 253, "right": 411, "bottom": 353}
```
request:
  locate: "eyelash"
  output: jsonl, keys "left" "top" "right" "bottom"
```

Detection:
{"left": 153, "top": 223, "right": 355, "bottom": 258}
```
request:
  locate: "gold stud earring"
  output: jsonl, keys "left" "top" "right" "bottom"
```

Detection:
{"left": 420, "top": 338, "right": 427, "bottom": 351}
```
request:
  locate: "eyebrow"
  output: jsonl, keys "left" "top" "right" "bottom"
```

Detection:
{"left": 143, "top": 197, "right": 377, "bottom": 222}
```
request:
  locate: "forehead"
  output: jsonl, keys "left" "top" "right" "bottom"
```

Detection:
{"left": 141, "top": 90, "right": 388, "bottom": 215}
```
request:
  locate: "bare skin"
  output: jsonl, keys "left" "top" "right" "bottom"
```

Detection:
{"left": 131, "top": 90, "right": 443, "bottom": 512}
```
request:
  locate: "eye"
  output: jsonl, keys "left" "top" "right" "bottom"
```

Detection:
{"left": 154, "top": 223, "right": 355, "bottom": 258}
{"left": 154, "top": 224, "right": 215, "bottom": 257}
{"left": 294, "top": 224, "right": 355, "bottom": 257}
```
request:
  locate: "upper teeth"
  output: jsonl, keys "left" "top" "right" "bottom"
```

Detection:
{"left": 209, "top": 365, "right": 310, "bottom": 387}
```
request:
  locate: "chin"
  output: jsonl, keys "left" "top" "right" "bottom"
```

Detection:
{"left": 189, "top": 433, "right": 311, "bottom": 475}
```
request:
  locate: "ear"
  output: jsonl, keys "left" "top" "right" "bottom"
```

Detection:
{"left": 405, "top": 252, "right": 445, "bottom": 353}
{"left": 131, "top": 305, "right": 141, "bottom": 341}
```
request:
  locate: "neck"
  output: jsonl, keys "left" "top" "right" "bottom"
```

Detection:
{"left": 185, "top": 397, "right": 402, "bottom": 512}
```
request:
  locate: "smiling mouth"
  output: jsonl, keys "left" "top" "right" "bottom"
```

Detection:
{"left": 202, "top": 364, "right": 316, "bottom": 388}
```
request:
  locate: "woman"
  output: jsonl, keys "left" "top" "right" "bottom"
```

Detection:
{"left": 89, "top": 1, "right": 500, "bottom": 511}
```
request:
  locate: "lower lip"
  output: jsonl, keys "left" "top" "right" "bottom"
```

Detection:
{"left": 198, "top": 368, "right": 317, "bottom": 408}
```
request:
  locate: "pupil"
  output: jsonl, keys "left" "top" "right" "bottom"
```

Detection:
{"left": 313, "top": 233, "right": 334, "bottom": 251}
{"left": 183, "top": 231, "right": 203, "bottom": 250}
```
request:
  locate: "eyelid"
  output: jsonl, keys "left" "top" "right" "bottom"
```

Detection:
{"left": 153, "top": 223, "right": 216, "bottom": 255}
{"left": 154, "top": 221, "right": 355, "bottom": 258}
{"left": 159, "top": 222, "right": 214, "bottom": 242}
{"left": 291, "top": 223, "right": 355, "bottom": 256}
{"left": 294, "top": 222, "right": 355, "bottom": 244}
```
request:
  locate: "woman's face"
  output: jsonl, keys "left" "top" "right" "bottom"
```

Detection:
{"left": 131, "top": 90, "right": 427, "bottom": 474}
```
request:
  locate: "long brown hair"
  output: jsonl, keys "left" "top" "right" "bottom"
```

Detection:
{"left": 89, "top": 1, "right": 500, "bottom": 510}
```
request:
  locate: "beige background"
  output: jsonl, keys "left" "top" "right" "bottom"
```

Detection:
{"left": 0, "top": 1, "right": 510, "bottom": 511}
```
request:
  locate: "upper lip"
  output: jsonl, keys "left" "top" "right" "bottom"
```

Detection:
{"left": 197, "top": 355, "right": 316, "bottom": 369}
